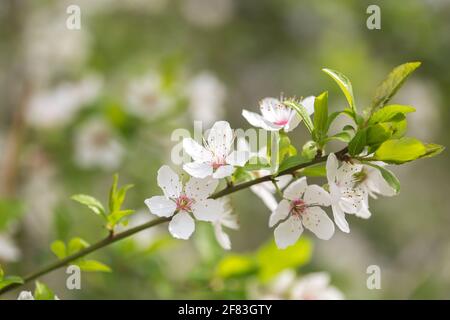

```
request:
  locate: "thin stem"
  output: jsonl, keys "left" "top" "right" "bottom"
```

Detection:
{"left": 0, "top": 147, "right": 348, "bottom": 296}
{"left": 0, "top": 217, "right": 170, "bottom": 295}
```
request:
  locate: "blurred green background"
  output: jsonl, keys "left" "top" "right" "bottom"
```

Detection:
{"left": 0, "top": 0, "right": 449, "bottom": 299}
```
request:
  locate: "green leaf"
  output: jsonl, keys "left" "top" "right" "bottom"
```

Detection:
{"left": 0, "top": 265, "right": 3, "bottom": 280}
{"left": 366, "top": 123, "right": 393, "bottom": 146}
{"left": 368, "top": 104, "right": 415, "bottom": 125}
{"left": 326, "top": 111, "right": 343, "bottom": 132}
{"left": 300, "top": 141, "right": 318, "bottom": 160}
{"left": 301, "top": 164, "right": 327, "bottom": 177}
{"left": 68, "top": 237, "right": 90, "bottom": 255}
{"left": 313, "top": 91, "right": 328, "bottom": 142}
{"left": 422, "top": 143, "right": 445, "bottom": 159}
{"left": 284, "top": 100, "right": 314, "bottom": 134}
{"left": 115, "top": 184, "right": 134, "bottom": 211}
{"left": 348, "top": 130, "right": 367, "bottom": 156}
{"left": 364, "top": 162, "right": 400, "bottom": 194}
{"left": 0, "top": 276, "right": 24, "bottom": 290}
{"left": 325, "top": 131, "right": 352, "bottom": 143}
{"left": 343, "top": 124, "right": 355, "bottom": 132}
{"left": 278, "top": 154, "right": 309, "bottom": 173}
{"left": 34, "top": 281, "right": 55, "bottom": 300}
{"left": 257, "top": 238, "right": 312, "bottom": 282}
{"left": 215, "top": 254, "right": 257, "bottom": 279}
{"left": 232, "top": 167, "right": 253, "bottom": 183}
{"left": 243, "top": 156, "right": 271, "bottom": 171}
{"left": 278, "top": 134, "right": 297, "bottom": 163}
{"left": 322, "top": 68, "right": 356, "bottom": 115}
{"left": 370, "top": 62, "right": 421, "bottom": 111}
{"left": 71, "top": 194, "right": 105, "bottom": 217}
{"left": 50, "top": 240, "right": 67, "bottom": 259}
{"left": 107, "top": 209, "right": 135, "bottom": 228}
{"left": 76, "top": 260, "right": 112, "bottom": 273}
{"left": 109, "top": 174, "right": 119, "bottom": 213}
{"left": 374, "top": 137, "right": 427, "bottom": 163}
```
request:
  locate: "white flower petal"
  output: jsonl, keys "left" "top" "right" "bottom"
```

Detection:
{"left": 304, "top": 185, "right": 331, "bottom": 207}
{"left": 326, "top": 153, "right": 338, "bottom": 184}
{"left": 157, "top": 165, "right": 182, "bottom": 198}
{"left": 212, "top": 165, "right": 234, "bottom": 179}
{"left": 144, "top": 196, "right": 176, "bottom": 217}
{"left": 183, "top": 138, "right": 213, "bottom": 162}
{"left": 302, "top": 207, "right": 335, "bottom": 240}
{"left": 332, "top": 204, "right": 349, "bottom": 233}
{"left": 276, "top": 174, "right": 293, "bottom": 189}
{"left": 366, "top": 166, "right": 396, "bottom": 197}
{"left": 226, "top": 150, "right": 249, "bottom": 167}
{"left": 269, "top": 199, "right": 291, "bottom": 227}
{"left": 185, "top": 177, "right": 218, "bottom": 200}
{"left": 183, "top": 162, "right": 213, "bottom": 178}
{"left": 260, "top": 97, "right": 282, "bottom": 122}
{"left": 283, "top": 177, "right": 308, "bottom": 201}
{"left": 207, "top": 121, "right": 233, "bottom": 158}
{"left": 17, "top": 291, "right": 35, "bottom": 300}
{"left": 251, "top": 184, "right": 279, "bottom": 211}
{"left": 284, "top": 112, "right": 301, "bottom": 132}
{"left": 301, "top": 96, "right": 315, "bottom": 115}
{"left": 242, "top": 110, "right": 281, "bottom": 131}
{"left": 214, "top": 222, "right": 232, "bottom": 250}
{"left": 356, "top": 201, "right": 372, "bottom": 219}
{"left": 274, "top": 216, "right": 303, "bottom": 249}
{"left": 168, "top": 212, "right": 195, "bottom": 239}
{"left": 191, "top": 199, "right": 222, "bottom": 222}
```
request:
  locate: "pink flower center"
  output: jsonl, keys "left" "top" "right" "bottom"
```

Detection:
{"left": 291, "top": 198, "right": 307, "bottom": 216}
{"left": 274, "top": 119, "right": 289, "bottom": 126}
{"left": 211, "top": 156, "right": 226, "bottom": 170}
{"left": 176, "top": 194, "right": 194, "bottom": 212}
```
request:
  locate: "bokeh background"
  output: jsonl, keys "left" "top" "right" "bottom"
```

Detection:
{"left": 0, "top": 0, "right": 449, "bottom": 299}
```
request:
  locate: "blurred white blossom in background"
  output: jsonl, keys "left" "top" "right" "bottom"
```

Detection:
{"left": 74, "top": 118, "right": 124, "bottom": 170}
{"left": 126, "top": 72, "right": 174, "bottom": 119}
{"left": 180, "top": 0, "right": 235, "bottom": 28}
{"left": 26, "top": 76, "right": 102, "bottom": 129}
{"left": 187, "top": 71, "right": 227, "bottom": 126}
{"left": 0, "top": 234, "right": 21, "bottom": 263}
{"left": 23, "top": 8, "right": 89, "bottom": 84}
{"left": 118, "top": 210, "right": 164, "bottom": 250}
{"left": 249, "top": 269, "right": 344, "bottom": 300}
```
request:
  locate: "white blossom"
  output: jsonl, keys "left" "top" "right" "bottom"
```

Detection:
{"left": 74, "top": 118, "right": 124, "bottom": 170}
{"left": 290, "top": 272, "right": 344, "bottom": 300}
{"left": 250, "top": 170, "right": 292, "bottom": 211}
{"left": 0, "top": 234, "right": 21, "bottom": 262}
{"left": 26, "top": 76, "right": 102, "bottom": 129}
{"left": 242, "top": 96, "right": 315, "bottom": 132}
{"left": 145, "top": 165, "right": 223, "bottom": 240}
{"left": 17, "top": 291, "right": 35, "bottom": 300}
{"left": 326, "top": 154, "right": 395, "bottom": 232}
{"left": 183, "top": 121, "right": 249, "bottom": 179}
{"left": 250, "top": 270, "right": 344, "bottom": 300}
{"left": 326, "top": 153, "right": 366, "bottom": 233}
{"left": 270, "top": 177, "right": 334, "bottom": 249}
{"left": 187, "top": 71, "right": 226, "bottom": 126}
{"left": 212, "top": 198, "right": 239, "bottom": 250}
{"left": 126, "top": 72, "right": 174, "bottom": 119}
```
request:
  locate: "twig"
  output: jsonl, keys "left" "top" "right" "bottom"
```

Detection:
{"left": 0, "top": 147, "right": 348, "bottom": 296}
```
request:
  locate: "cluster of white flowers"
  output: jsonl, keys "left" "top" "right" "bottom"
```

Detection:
{"left": 249, "top": 270, "right": 344, "bottom": 300}
{"left": 145, "top": 96, "right": 396, "bottom": 250}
